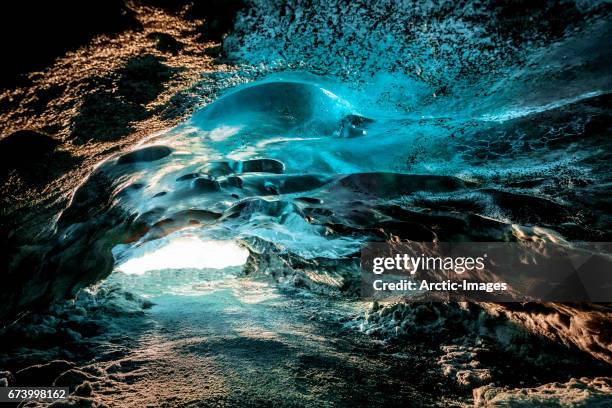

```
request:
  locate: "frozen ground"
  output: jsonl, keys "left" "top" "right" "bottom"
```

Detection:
{"left": 2, "top": 263, "right": 608, "bottom": 407}
{"left": 6, "top": 267, "right": 460, "bottom": 407}
{"left": 87, "top": 272, "right": 446, "bottom": 406}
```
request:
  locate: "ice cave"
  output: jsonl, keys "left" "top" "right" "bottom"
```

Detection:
{"left": 1, "top": 1, "right": 611, "bottom": 406}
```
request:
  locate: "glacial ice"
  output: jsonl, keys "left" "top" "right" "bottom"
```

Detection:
{"left": 37, "top": 10, "right": 612, "bottom": 369}
{"left": 52, "top": 69, "right": 610, "bottom": 297}
{"left": 2, "top": 2, "right": 612, "bottom": 405}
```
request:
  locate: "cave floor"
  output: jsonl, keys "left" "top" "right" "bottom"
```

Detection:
{"left": 73, "top": 275, "right": 459, "bottom": 407}
{"left": 3, "top": 271, "right": 609, "bottom": 407}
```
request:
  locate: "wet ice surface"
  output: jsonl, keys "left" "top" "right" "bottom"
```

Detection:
{"left": 99, "top": 72, "right": 611, "bottom": 273}
{"left": 109, "top": 79, "right": 370, "bottom": 263}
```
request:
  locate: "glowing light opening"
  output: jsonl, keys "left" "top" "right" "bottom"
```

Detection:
{"left": 116, "top": 237, "right": 249, "bottom": 275}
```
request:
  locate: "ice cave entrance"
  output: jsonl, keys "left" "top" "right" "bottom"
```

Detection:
{"left": 116, "top": 236, "right": 249, "bottom": 275}
{"left": 109, "top": 236, "right": 251, "bottom": 298}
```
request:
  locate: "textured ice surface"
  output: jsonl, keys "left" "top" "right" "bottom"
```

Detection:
{"left": 97, "top": 68, "right": 611, "bottom": 269}
{"left": 108, "top": 79, "right": 369, "bottom": 263}
{"left": 54, "top": 59, "right": 612, "bottom": 293}
{"left": 473, "top": 377, "right": 612, "bottom": 407}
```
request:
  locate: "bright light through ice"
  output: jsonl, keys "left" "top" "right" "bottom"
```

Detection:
{"left": 117, "top": 237, "right": 249, "bottom": 275}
